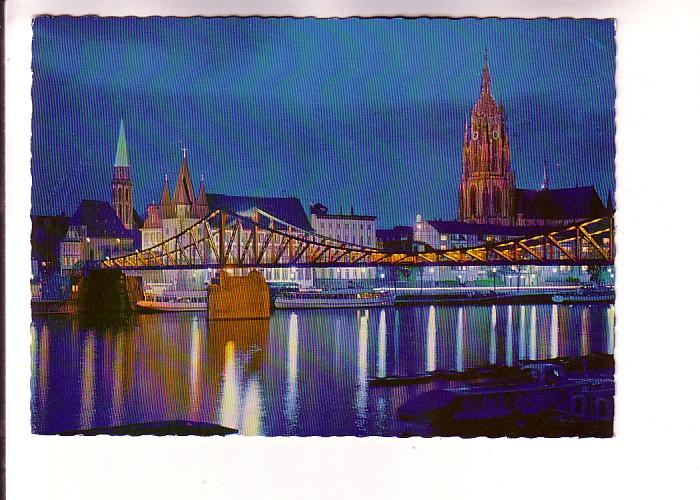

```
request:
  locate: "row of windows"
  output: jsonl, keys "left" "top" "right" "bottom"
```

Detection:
{"left": 315, "top": 268, "right": 373, "bottom": 279}
{"left": 319, "top": 222, "right": 374, "bottom": 232}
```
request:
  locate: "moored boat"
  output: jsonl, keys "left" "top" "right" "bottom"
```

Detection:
{"left": 552, "top": 288, "right": 614, "bottom": 304}
{"left": 274, "top": 289, "right": 394, "bottom": 309}
{"left": 136, "top": 287, "right": 207, "bottom": 312}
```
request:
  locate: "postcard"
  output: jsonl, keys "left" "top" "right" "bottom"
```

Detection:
{"left": 28, "top": 16, "right": 616, "bottom": 439}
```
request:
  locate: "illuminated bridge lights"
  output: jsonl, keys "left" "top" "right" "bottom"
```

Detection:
{"left": 100, "top": 210, "right": 614, "bottom": 271}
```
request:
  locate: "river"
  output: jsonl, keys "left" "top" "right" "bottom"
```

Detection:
{"left": 30, "top": 303, "right": 614, "bottom": 436}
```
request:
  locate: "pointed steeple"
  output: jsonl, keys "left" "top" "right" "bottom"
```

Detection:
{"left": 195, "top": 174, "right": 207, "bottom": 204}
{"left": 160, "top": 174, "right": 171, "bottom": 206}
{"left": 172, "top": 149, "right": 196, "bottom": 205}
{"left": 480, "top": 48, "right": 492, "bottom": 96}
{"left": 113, "top": 118, "right": 130, "bottom": 167}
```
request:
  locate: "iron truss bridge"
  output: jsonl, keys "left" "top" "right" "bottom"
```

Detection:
{"left": 100, "top": 209, "right": 614, "bottom": 271}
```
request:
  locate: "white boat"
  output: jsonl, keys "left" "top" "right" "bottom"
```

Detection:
{"left": 137, "top": 286, "right": 207, "bottom": 312}
{"left": 552, "top": 288, "right": 614, "bottom": 304}
{"left": 274, "top": 289, "right": 394, "bottom": 309}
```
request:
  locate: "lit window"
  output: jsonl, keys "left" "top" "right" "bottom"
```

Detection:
{"left": 440, "top": 235, "right": 448, "bottom": 241}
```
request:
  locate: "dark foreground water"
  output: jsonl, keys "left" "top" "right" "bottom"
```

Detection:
{"left": 31, "top": 303, "right": 614, "bottom": 436}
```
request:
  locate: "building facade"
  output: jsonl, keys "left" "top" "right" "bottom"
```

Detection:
{"left": 458, "top": 52, "right": 515, "bottom": 225}
{"left": 309, "top": 203, "right": 377, "bottom": 286}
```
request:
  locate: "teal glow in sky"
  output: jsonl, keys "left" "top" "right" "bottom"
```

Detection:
{"left": 31, "top": 16, "right": 615, "bottom": 227}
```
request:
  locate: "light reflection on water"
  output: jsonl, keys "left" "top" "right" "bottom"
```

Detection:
{"left": 31, "top": 303, "right": 614, "bottom": 436}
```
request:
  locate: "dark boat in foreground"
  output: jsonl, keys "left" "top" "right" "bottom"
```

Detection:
{"left": 396, "top": 363, "right": 614, "bottom": 438}
{"left": 57, "top": 420, "right": 238, "bottom": 436}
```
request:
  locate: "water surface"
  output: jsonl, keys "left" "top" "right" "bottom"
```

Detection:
{"left": 31, "top": 303, "right": 614, "bottom": 436}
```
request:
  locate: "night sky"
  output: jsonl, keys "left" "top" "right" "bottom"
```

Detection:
{"left": 31, "top": 17, "right": 615, "bottom": 228}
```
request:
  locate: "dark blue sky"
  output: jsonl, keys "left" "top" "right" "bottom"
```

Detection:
{"left": 31, "top": 17, "right": 615, "bottom": 228}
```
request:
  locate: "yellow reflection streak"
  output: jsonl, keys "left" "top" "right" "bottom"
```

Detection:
{"left": 38, "top": 325, "right": 50, "bottom": 412}
{"left": 80, "top": 332, "right": 96, "bottom": 430}
{"left": 218, "top": 340, "right": 240, "bottom": 431}
{"left": 189, "top": 316, "right": 202, "bottom": 419}
{"left": 30, "top": 324, "right": 39, "bottom": 410}
{"left": 112, "top": 333, "right": 125, "bottom": 426}
{"left": 241, "top": 378, "right": 262, "bottom": 436}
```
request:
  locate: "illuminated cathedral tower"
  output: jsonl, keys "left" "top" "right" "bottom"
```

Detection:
{"left": 458, "top": 51, "right": 515, "bottom": 224}
{"left": 111, "top": 119, "right": 134, "bottom": 229}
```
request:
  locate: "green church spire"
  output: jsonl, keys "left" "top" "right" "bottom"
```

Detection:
{"left": 113, "top": 118, "right": 130, "bottom": 167}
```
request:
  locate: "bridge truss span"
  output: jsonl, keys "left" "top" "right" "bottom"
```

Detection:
{"left": 101, "top": 210, "right": 614, "bottom": 270}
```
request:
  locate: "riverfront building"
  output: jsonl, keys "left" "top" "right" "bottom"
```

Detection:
{"left": 140, "top": 151, "right": 316, "bottom": 290}
{"left": 309, "top": 203, "right": 377, "bottom": 286}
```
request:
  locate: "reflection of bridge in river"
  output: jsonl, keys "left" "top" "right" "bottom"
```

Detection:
{"left": 100, "top": 209, "right": 614, "bottom": 271}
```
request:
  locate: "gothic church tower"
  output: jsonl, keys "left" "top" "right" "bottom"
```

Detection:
{"left": 111, "top": 119, "right": 134, "bottom": 229}
{"left": 458, "top": 52, "right": 515, "bottom": 224}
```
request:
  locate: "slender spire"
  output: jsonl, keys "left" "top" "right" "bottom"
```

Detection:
{"left": 480, "top": 48, "right": 492, "bottom": 96}
{"left": 160, "top": 174, "right": 171, "bottom": 206}
{"left": 195, "top": 174, "right": 207, "bottom": 205}
{"left": 113, "top": 118, "right": 130, "bottom": 167}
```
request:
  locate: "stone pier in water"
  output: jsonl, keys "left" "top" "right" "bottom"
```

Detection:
{"left": 208, "top": 270, "right": 270, "bottom": 320}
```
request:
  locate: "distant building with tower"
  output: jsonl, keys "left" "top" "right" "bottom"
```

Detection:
{"left": 457, "top": 51, "right": 607, "bottom": 227}
{"left": 56, "top": 120, "right": 142, "bottom": 275}
{"left": 412, "top": 51, "right": 610, "bottom": 287}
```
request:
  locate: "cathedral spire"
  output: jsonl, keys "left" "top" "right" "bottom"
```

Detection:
{"left": 114, "top": 118, "right": 130, "bottom": 167}
{"left": 481, "top": 48, "right": 492, "bottom": 96}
